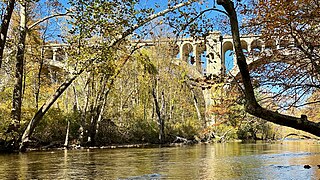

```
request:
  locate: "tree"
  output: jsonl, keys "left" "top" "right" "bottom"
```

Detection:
{"left": 10, "top": 1, "right": 27, "bottom": 134}
{"left": 241, "top": 0, "right": 319, "bottom": 111}
{"left": 217, "top": 0, "right": 320, "bottom": 137}
{"left": 6, "top": 0, "right": 68, "bottom": 145}
{"left": 19, "top": 0, "right": 197, "bottom": 151}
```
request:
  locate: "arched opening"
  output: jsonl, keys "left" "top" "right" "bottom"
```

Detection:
{"left": 55, "top": 48, "right": 66, "bottom": 61}
{"left": 225, "top": 50, "right": 234, "bottom": 73}
{"left": 44, "top": 48, "right": 53, "bottom": 60}
{"left": 251, "top": 39, "right": 263, "bottom": 55}
{"left": 223, "top": 41, "right": 234, "bottom": 74}
{"left": 241, "top": 40, "right": 249, "bottom": 57}
{"left": 265, "top": 40, "right": 276, "bottom": 50}
{"left": 181, "top": 43, "right": 193, "bottom": 64}
{"left": 264, "top": 40, "right": 276, "bottom": 56}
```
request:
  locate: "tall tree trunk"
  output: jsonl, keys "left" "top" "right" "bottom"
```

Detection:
{"left": 160, "top": 91, "right": 165, "bottom": 143}
{"left": 0, "top": 0, "right": 15, "bottom": 68}
{"left": 79, "top": 77, "right": 91, "bottom": 145}
{"left": 9, "top": 1, "right": 26, "bottom": 134}
{"left": 218, "top": 0, "right": 320, "bottom": 137}
{"left": 152, "top": 87, "right": 165, "bottom": 144}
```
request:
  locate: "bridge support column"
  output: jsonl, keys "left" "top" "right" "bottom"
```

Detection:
{"left": 52, "top": 47, "right": 58, "bottom": 62}
{"left": 193, "top": 44, "right": 202, "bottom": 73}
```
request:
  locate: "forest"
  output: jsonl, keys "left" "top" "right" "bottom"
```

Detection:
{"left": 0, "top": 0, "right": 319, "bottom": 152}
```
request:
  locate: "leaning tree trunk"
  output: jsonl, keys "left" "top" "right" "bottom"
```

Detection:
{"left": 186, "top": 83, "right": 203, "bottom": 126}
{"left": 19, "top": 72, "right": 82, "bottom": 151}
{"left": 9, "top": 1, "right": 26, "bottom": 134}
{"left": 218, "top": 0, "right": 320, "bottom": 137}
{"left": 0, "top": 0, "right": 15, "bottom": 68}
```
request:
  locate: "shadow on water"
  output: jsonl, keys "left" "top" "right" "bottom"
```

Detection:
{"left": 0, "top": 140, "right": 319, "bottom": 179}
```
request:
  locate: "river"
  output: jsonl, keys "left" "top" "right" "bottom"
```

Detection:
{"left": 0, "top": 140, "right": 319, "bottom": 179}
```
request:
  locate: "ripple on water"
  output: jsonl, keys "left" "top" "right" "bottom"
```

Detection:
{"left": 118, "top": 173, "right": 162, "bottom": 180}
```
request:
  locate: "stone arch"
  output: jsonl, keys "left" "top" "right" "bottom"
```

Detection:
{"left": 44, "top": 48, "right": 53, "bottom": 60}
{"left": 222, "top": 41, "right": 233, "bottom": 56}
{"left": 265, "top": 40, "right": 277, "bottom": 50}
{"left": 222, "top": 41, "right": 234, "bottom": 73}
{"left": 251, "top": 39, "right": 263, "bottom": 54}
{"left": 55, "top": 48, "right": 66, "bottom": 61}
{"left": 181, "top": 42, "right": 193, "bottom": 63}
{"left": 241, "top": 40, "right": 248, "bottom": 51}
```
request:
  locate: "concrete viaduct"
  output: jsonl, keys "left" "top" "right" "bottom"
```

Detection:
{"left": 44, "top": 31, "right": 293, "bottom": 79}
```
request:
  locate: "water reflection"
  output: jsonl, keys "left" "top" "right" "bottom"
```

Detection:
{"left": 0, "top": 141, "right": 319, "bottom": 179}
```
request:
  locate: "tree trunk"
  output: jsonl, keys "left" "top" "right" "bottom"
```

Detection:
{"left": 35, "top": 42, "right": 46, "bottom": 109}
{"left": 9, "top": 1, "right": 26, "bottom": 134}
{"left": 218, "top": 0, "right": 320, "bottom": 137}
{"left": 0, "top": 0, "right": 15, "bottom": 68}
{"left": 94, "top": 89, "right": 109, "bottom": 143}
{"left": 19, "top": 71, "right": 82, "bottom": 151}
{"left": 87, "top": 75, "right": 104, "bottom": 146}
{"left": 64, "top": 120, "right": 70, "bottom": 147}
{"left": 152, "top": 87, "right": 165, "bottom": 144}
{"left": 189, "top": 86, "right": 202, "bottom": 125}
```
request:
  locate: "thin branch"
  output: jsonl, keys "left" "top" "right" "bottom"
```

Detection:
{"left": 292, "top": 100, "right": 320, "bottom": 108}
{"left": 110, "top": 1, "right": 196, "bottom": 46}
{"left": 28, "top": 12, "right": 70, "bottom": 30}
{"left": 179, "top": 7, "right": 228, "bottom": 34}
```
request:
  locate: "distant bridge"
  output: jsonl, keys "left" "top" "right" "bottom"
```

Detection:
{"left": 44, "top": 31, "right": 294, "bottom": 78}
{"left": 42, "top": 32, "right": 295, "bottom": 124}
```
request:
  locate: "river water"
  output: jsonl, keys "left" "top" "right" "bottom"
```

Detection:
{"left": 0, "top": 140, "right": 319, "bottom": 179}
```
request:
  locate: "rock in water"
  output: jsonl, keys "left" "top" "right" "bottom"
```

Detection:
{"left": 304, "top": 165, "right": 311, "bottom": 169}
